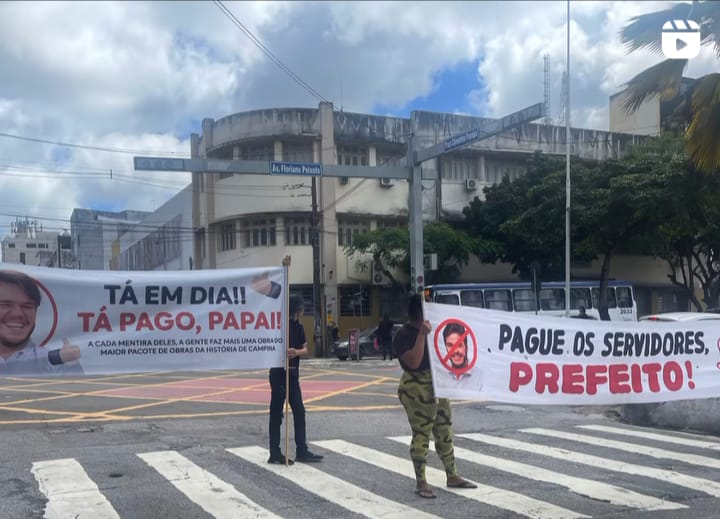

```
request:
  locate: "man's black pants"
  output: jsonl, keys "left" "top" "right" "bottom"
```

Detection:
{"left": 268, "top": 367, "right": 307, "bottom": 456}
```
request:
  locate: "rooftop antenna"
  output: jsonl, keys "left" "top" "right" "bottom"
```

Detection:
{"left": 340, "top": 79, "right": 344, "bottom": 112}
{"left": 543, "top": 54, "right": 552, "bottom": 125}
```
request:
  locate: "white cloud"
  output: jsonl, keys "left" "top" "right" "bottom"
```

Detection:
{"left": 0, "top": 0, "right": 717, "bottom": 249}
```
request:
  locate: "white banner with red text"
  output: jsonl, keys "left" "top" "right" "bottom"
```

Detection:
{"left": 0, "top": 264, "right": 287, "bottom": 376}
{"left": 425, "top": 302, "right": 720, "bottom": 404}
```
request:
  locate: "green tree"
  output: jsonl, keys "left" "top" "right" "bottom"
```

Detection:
{"left": 573, "top": 149, "right": 680, "bottom": 318}
{"left": 638, "top": 142, "right": 720, "bottom": 309}
{"left": 343, "top": 222, "right": 478, "bottom": 290}
{"left": 462, "top": 153, "right": 594, "bottom": 281}
{"left": 620, "top": 1, "right": 720, "bottom": 173}
{"left": 462, "top": 148, "right": 683, "bottom": 320}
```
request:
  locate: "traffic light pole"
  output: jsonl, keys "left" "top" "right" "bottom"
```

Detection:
{"left": 310, "top": 176, "right": 323, "bottom": 356}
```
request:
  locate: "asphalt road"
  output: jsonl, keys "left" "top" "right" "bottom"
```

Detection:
{"left": 1, "top": 358, "right": 719, "bottom": 519}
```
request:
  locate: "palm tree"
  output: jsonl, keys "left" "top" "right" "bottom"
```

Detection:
{"left": 620, "top": 0, "right": 720, "bottom": 173}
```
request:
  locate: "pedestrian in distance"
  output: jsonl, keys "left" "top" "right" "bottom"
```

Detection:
{"left": 393, "top": 294, "right": 477, "bottom": 498}
{"left": 375, "top": 313, "right": 394, "bottom": 360}
{"left": 267, "top": 256, "right": 324, "bottom": 465}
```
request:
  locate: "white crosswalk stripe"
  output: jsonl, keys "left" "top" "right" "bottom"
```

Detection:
{"left": 26, "top": 424, "right": 720, "bottom": 518}
{"left": 459, "top": 432, "right": 720, "bottom": 497}
{"left": 31, "top": 458, "right": 121, "bottom": 519}
{"left": 522, "top": 427, "right": 720, "bottom": 469}
{"left": 137, "top": 450, "right": 280, "bottom": 519}
{"left": 389, "top": 435, "right": 685, "bottom": 512}
{"left": 577, "top": 424, "right": 720, "bottom": 450}
{"left": 228, "top": 445, "right": 444, "bottom": 519}
{"left": 314, "top": 438, "right": 588, "bottom": 519}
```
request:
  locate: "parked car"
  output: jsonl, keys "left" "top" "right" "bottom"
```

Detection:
{"left": 333, "top": 324, "right": 402, "bottom": 360}
{"left": 639, "top": 312, "right": 720, "bottom": 322}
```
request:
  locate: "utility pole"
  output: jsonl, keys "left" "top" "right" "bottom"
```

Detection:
{"left": 57, "top": 234, "right": 62, "bottom": 268}
{"left": 310, "top": 176, "right": 323, "bottom": 357}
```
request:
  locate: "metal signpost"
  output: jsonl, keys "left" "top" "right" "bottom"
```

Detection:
{"left": 133, "top": 101, "right": 545, "bottom": 325}
{"left": 406, "top": 102, "right": 545, "bottom": 295}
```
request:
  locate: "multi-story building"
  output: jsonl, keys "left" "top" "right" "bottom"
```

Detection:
{"left": 190, "top": 102, "right": 680, "bottom": 355}
{"left": 113, "top": 185, "right": 193, "bottom": 271}
{"left": 0, "top": 217, "right": 63, "bottom": 266}
{"left": 70, "top": 209, "right": 151, "bottom": 270}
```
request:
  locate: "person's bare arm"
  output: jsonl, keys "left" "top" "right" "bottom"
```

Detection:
{"left": 288, "top": 343, "right": 309, "bottom": 359}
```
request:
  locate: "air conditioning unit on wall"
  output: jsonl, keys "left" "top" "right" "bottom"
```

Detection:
{"left": 465, "top": 178, "right": 478, "bottom": 191}
{"left": 371, "top": 260, "right": 392, "bottom": 286}
{"left": 379, "top": 178, "right": 393, "bottom": 188}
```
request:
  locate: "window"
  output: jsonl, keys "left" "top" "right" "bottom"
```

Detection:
{"left": 436, "top": 293, "right": 459, "bottom": 305}
{"left": 285, "top": 217, "right": 311, "bottom": 246}
{"left": 540, "top": 288, "right": 565, "bottom": 310}
{"left": 337, "top": 146, "right": 368, "bottom": 166}
{"left": 570, "top": 288, "right": 592, "bottom": 309}
{"left": 337, "top": 216, "right": 369, "bottom": 247}
{"left": 240, "top": 143, "right": 274, "bottom": 161}
{"left": 26, "top": 243, "right": 37, "bottom": 248}
{"left": 377, "top": 216, "right": 406, "bottom": 229}
{"left": 283, "top": 142, "right": 314, "bottom": 162}
{"left": 289, "top": 285, "right": 314, "bottom": 313}
{"left": 218, "top": 222, "right": 236, "bottom": 252}
{"left": 38, "top": 243, "right": 48, "bottom": 249}
{"left": 442, "top": 156, "right": 476, "bottom": 180}
{"left": 339, "top": 285, "right": 370, "bottom": 316}
{"left": 616, "top": 287, "right": 633, "bottom": 308}
{"left": 513, "top": 289, "right": 537, "bottom": 311}
{"left": 241, "top": 218, "right": 277, "bottom": 247}
{"left": 592, "top": 288, "right": 617, "bottom": 309}
{"left": 7, "top": 243, "right": 15, "bottom": 248}
{"left": 460, "top": 290, "right": 484, "bottom": 308}
{"left": 485, "top": 289, "right": 512, "bottom": 311}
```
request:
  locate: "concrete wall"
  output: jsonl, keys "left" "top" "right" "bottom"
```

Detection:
{"left": 609, "top": 91, "right": 660, "bottom": 136}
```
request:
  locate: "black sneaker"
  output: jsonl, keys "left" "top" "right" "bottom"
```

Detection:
{"left": 267, "top": 453, "right": 294, "bottom": 465}
{"left": 296, "top": 450, "right": 323, "bottom": 463}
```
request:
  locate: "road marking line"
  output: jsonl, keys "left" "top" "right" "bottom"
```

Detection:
{"left": 138, "top": 450, "right": 279, "bottom": 518}
{"left": 31, "top": 458, "right": 120, "bottom": 519}
{"left": 390, "top": 436, "right": 684, "bottom": 511}
{"left": 523, "top": 428, "right": 720, "bottom": 469}
{"left": 314, "top": 439, "right": 587, "bottom": 519}
{"left": 577, "top": 424, "right": 720, "bottom": 450}
{"left": 228, "top": 446, "right": 442, "bottom": 519}
{"left": 460, "top": 433, "right": 720, "bottom": 497}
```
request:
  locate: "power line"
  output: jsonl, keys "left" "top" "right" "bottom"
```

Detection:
{"left": 0, "top": 132, "right": 190, "bottom": 157}
{"left": 212, "top": 0, "right": 331, "bottom": 104}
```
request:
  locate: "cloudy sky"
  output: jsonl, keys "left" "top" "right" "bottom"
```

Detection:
{"left": 0, "top": 0, "right": 716, "bottom": 254}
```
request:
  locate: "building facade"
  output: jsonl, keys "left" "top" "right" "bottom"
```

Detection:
{"left": 190, "top": 102, "right": 684, "bottom": 355}
{"left": 113, "top": 185, "right": 193, "bottom": 271}
{"left": 0, "top": 217, "right": 69, "bottom": 267}
{"left": 70, "top": 209, "right": 151, "bottom": 270}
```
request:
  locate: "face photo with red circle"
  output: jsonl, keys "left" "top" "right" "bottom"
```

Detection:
{"left": 434, "top": 318, "right": 478, "bottom": 378}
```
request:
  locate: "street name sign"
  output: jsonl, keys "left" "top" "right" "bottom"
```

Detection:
{"left": 415, "top": 102, "right": 545, "bottom": 164}
{"left": 269, "top": 161, "right": 323, "bottom": 176}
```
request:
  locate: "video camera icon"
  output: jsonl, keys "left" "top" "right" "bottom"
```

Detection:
{"left": 662, "top": 19, "right": 701, "bottom": 59}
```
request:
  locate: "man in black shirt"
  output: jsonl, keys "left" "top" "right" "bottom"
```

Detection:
{"left": 393, "top": 294, "right": 476, "bottom": 498}
{"left": 267, "top": 283, "right": 324, "bottom": 464}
